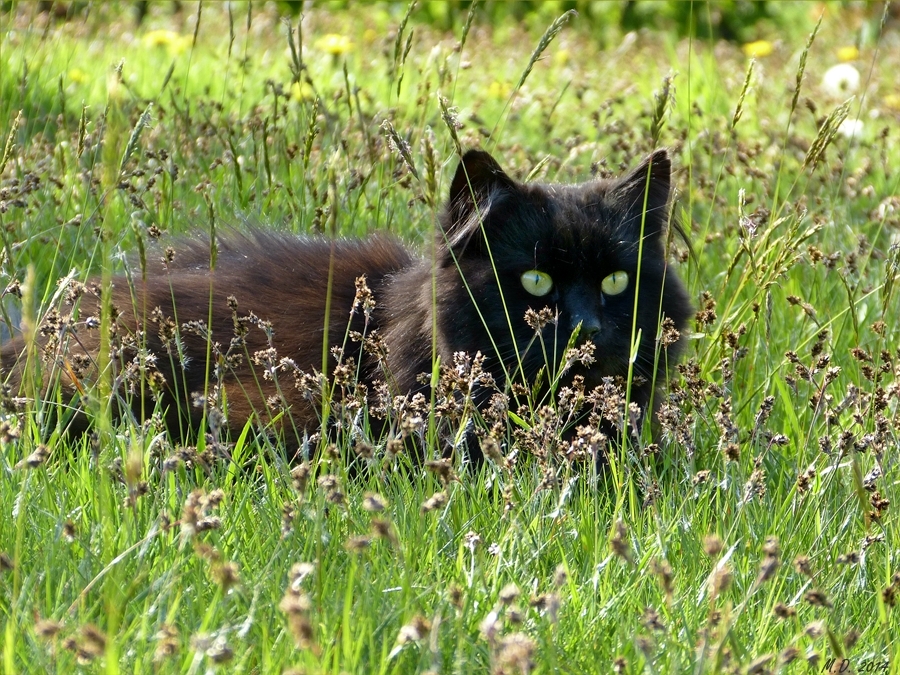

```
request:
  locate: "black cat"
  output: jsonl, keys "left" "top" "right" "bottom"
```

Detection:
{"left": 1, "top": 149, "right": 692, "bottom": 463}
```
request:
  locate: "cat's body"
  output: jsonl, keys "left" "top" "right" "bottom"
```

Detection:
{"left": 1, "top": 149, "right": 692, "bottom": 462}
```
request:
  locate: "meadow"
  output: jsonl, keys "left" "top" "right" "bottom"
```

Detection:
{"left": 1, "top": 2, "right": 899, "bottom": 673}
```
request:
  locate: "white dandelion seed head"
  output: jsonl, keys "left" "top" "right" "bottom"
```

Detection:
{"left": 822, "top": 63, "right": 860, "bottom": 97}
{"left": 836, "top": 118, "right": 864, "bottom": 140}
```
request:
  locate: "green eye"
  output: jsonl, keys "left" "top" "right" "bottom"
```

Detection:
{"left": 601, "top": 271, "right": 629, "bottom": 295}
{"left": 520, "top": 270, "right": 553, "bottom": 297}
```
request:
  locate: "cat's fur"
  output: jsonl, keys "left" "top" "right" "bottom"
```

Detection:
{"left": 1, "top": 149, "right": 692, "bottom": 461}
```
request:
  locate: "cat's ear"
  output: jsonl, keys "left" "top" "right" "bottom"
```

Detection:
{"left": 449, "top": 149, "right": 514, "bottom": 209}
{"left": 444, "top": 149, "right": 516, "bottom": 249}
{"left": 616, "top": 149, "right": 671, "bottom": 239}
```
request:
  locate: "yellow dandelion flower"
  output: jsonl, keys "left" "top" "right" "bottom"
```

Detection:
{"left": 553, "top": 49, "right": 570, "bottom": 67}
{"left": 314, "top": 34, "right": 353, "bottom": 56}
{"left": 143, "top": 29, "right": 179, "bottom": 48}
{"left": 837, "top": 46, "right": 859, "bottom": 62}
{"left": 884, "top": 94, "right": 900, "bottom": 111}
{"left": 291, "top": 81, "right": 315, "bottom": 102}
{"left": 68, "top": 68, "right": 88, "bottom": 84}
{"left": 142, "top": 29, "right": 190, "bottom": 55}
{"left": 742, "top": 40, "right": 773, "bottom": 58}
{"left": 488, "top": 81, "right": 512, "bottom": 100}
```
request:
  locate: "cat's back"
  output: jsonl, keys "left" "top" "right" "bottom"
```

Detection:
{"left": 132, "top": 230, "right": 415, "bottom": 321}
{"left": 160, "top": 229, "right": 412, "bottom": 287}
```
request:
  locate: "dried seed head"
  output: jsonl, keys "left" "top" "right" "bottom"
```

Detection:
{"left": 881, "top": 584, "right": 897, "bottom": 607}
{"left": 480, "top": 435, "right": 505, "bottom": 465}
{"left": 745, "top": 654, "right": 775, "bottom": 674}
{"left": 196, "top": 515, "right": 221, "bottom": 533}
{"left": 779, "top": 646, "right": 799, "bottom": 665}
{"left": 208, "top": 558, "right": 239, "bottom": 590}
{"left": 843, "top": 628, "right": 860, "bottom": 649}
{"left": 803, "top": 589, "right": 832, "bottom": 607}
{"left": 395, "top": 615, "right": 431, "bottom": 645}
{"left": 652, "top": 558, "right": 674, "bottom": 599}
{"left": 370, "top": 518, "right": 397, "bottom": 545}
{"left": 708, "top": 564, "right": 733, "bottom": 599}
{"left": 153, "top": 624, "right": 179, "bottom": 662}
{"left": 507, "top": 605, "right": 525, "bottom": 625}
{"left": 362, "top": 492, "right": 387, "bottom": 512}
{"left": 659, "top": 316, "right": 681, "bottom": 348}
{"left": 204, "top": 636, "right": 234, "bottom": 664}
{"left": 317, "top": 474, "right": 345, "bottom": 505}
{"left": 344, "top": 536, "right": 371, "bottom": 554}
{"left": 804, "top": 620, "right": 825, "bottom": 639}
{"left": 448, "top": 584, "right": 464, "bottom": 609}
{"left": 524, "top": 306, "right": 555, "bottom": 332}
{"left": 553, "top": 564, "right": 568, "bottom": 589}
{"left": 773, "top": 603, "right": 796, "bottom": 619}
{"left": 610, "top": 520, "right": 632, "bottom": 563}
{"left": 425, "top": 458, "right": 458, "bottom": 486}
{"left": 479, "top": 609, "right": 500, "bottom": 643}
{"left": 281, "top": 502, "right": 296, "bottom": 537}
{"left": 421, "top": 491, "right": 448, "bottom": 513}
{"left": 353, "top": 440, "right": 374, "bottom": 459}
{"left": 694, "top": 291, "right": 717, "bottom": 326}
{"left": 796, "top": 468, "right": 816, "bottom": 493}
{"left": 290, "top": 462, "right": 311, "bottom": 493}
{"left": 499, "top": 583, "right": 521, "bottom": 606}
{"left": 836, "top": 551, "right": 859, "bottom": 565}
{"left": 385, "top": 437, "right": 404, "bottom": 460}
{"left": 744, "top": 467, "right": 767, "bottom": 501}
{"left": 288, "top": 562, "right": 316, "bottom": 590}
{"left": 756, "top": 537, "right": 780, "bottom": 586}
{"left": 34, "top": 619, "right": 62, "bottom": 640}
{"left": 352, "top": 275, "right": 376, "bottom": 318}
{"left": 641, "top": 607, "right": 666, "bottom": 632}
{"left": 530, "top": 592, "right": 561, "bottom": 623}
{"left": 16, "top": 444, "right": 50, "bottom": 469}
{"left": 78, "top": 624, "right": 107, "bottom": 660}
{"left": 793, "top": 556, "right": 813, "bottom": 577}
{"left": 703, "top": 535, "right": 723, "bottom": 558}
{"left": 495, "top": 632, "right": 535, "bottom": 674}
{"left": 280, "top": 585, "right": 315, "bottom": 649}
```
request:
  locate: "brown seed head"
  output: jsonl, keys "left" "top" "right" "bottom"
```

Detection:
{"left": 421, "top": 491, "right": 448, "bottom": 513}
{"left": 703, "top": 535, "right": 723, "bottom": 558}
{"left": 499, "top": 583, "right": 520, "bottom": 606}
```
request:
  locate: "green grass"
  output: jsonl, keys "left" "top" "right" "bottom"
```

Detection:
{"left": 1, "top": 2, "right": 899, "bottom": 673}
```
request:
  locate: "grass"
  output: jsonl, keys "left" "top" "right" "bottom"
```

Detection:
{"left": 1, "top": 1, "right": 899, "bottom": 673}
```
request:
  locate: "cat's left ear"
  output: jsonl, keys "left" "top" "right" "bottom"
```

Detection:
{"left": 443, "top": 149, "right": 517, "bottom": 250}
{"left": 616, "top": 149, "right": 671, "bottom": 240}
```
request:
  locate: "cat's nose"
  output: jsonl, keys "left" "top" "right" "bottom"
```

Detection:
{"left": 574, "top": 316, "right": 601, "bottom": 343}
{"left": 564, "top": 285, "right": 602, "bottom": 343}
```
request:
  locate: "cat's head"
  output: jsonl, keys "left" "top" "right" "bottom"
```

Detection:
{"left": 435, "top": 149, "right": 693, "bottom": 403}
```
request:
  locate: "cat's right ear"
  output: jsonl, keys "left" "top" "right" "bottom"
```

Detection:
{"left": 615, "top": 149, "right": 672, "bottom": 240}
{"left": 444, "top": 149, "right": 516, "bottom": 249}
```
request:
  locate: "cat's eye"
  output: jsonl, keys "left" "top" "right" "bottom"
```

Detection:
{"left": 601, "top": 271, "right": 629, "bottom": 295}
{"left": 520, "top": 270, "right": 553, "bottom": 297}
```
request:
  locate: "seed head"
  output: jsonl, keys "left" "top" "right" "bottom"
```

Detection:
{"left": 421, "top": 491, "right": 448, "bottom": 513}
